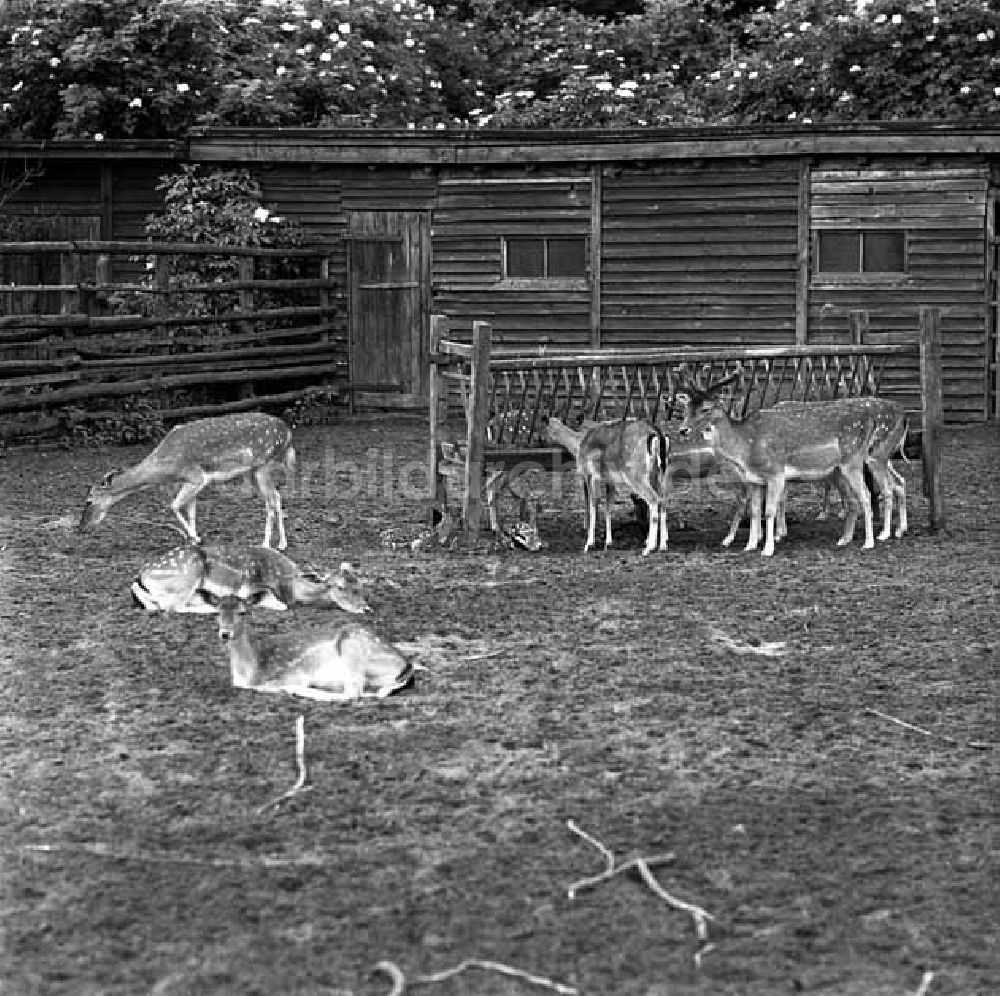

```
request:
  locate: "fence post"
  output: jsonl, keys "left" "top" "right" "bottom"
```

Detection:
{"left": 463, "top": 320, "right": 492, "bottom": 541}
{"left": 919, "top": 306, "right": 945, "bottom": 531}
{"left": 428, "top": 313, "right": 446, "bottom": 527}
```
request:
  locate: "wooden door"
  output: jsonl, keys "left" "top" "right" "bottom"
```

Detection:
{"left": 348, "top": 210, "right": 430, "bottom": 409}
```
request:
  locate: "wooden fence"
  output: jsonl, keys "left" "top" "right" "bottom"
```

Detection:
{"left": 429, "top": 309, "right": 944, "bottom": 541}
{"left": 0, "top": 240, "right": 347, "bottom": 441}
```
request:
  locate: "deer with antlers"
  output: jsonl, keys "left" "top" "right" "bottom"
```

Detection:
{"left": 79, "top": 413, "right": 295, "bottom": 549}
{"left": 673, "top": 374, "right": 884, "bottom": 557}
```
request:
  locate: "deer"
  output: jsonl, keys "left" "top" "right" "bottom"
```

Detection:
{"left": 673, "top": 378, "right": 878, "bottom": 557}
{"left": 215, "top": 593, "right": 419, "bottom": 702}
{"left": 131, "top": 544, "right": 370, "bottom": 614}
{"left": 675, "top": 372, "right": 908, "bottom": 548}
{"left": 544, "top": 415, "right": 670, "bottom": 555}
{"left": 79, "top": 413, "right": 295, "bottom": 549}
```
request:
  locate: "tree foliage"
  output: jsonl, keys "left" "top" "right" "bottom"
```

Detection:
{"left": 0, "top": 0, "right": 996, "bottom": 139}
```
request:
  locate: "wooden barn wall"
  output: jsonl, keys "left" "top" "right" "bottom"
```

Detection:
{"left": 809, "top": 163, "right": 989, "bottom": 422}
{"left": 109, "top": 161, "right": 169, "bottom": 285}
{"left": 600, "top": 163, "right": 800, "bottom": 348}
{"left": 431, "top": 172, "right": 593, "bottom": 349}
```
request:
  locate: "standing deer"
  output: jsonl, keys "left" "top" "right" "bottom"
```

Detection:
{"left": 545, "top": 416, "right": 670, "bottom": 555}
{"left": 79, "top": 413, "right": 295, "bottom": 549}
{"left": 674, "top": 381, "right": 878, "bottom": 557}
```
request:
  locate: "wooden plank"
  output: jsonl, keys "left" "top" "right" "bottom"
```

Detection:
{"left": 590, "top": 165, "right": 601, "bottom": 348}
{"left": 919, "top": 306, "right": 945, "bottom": 529}
{"left": 463, "top": 320, "right": 492, "bottom": 541}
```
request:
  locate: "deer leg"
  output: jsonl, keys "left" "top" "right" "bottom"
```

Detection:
{"left": 603, "top": 484, "right": 614, "bottom": 550}
{"left": 761, "top": 479, "right": 783, "bottom": 557}
{"left": 721, "top": 489, "right": 743, "bottom": 547}
{"left": 582, "top": 477, "right": 597, "bottom": 552}
{"left": 253, "top": 466, "right": 288, "bottom": 550}
{"left": 171, "top": 481, "right": 204, "bottom": 542}
{"left": 890, "top": 464, "right": 907, "bottom": 537}
{"left": 775, "top": 492, "right": 788, "bottom": 541}
{"left": 744, "top": 485, "right": 763, "bottom": 552}
{"left": 840, "top": 466, "right": 874, "bottom": 550}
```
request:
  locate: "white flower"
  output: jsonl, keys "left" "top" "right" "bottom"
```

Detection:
{"left": 338, "top": 22, "right": 351, "bottom": 34}
{"left": 276, "top": 65, "right": 286, "bottom": 75}
{"left": 892, "top": 13, "right": 902, "bottom": 24}
{"left": 595, "top": 80, "right": 613, "bottom": 92}
{"left": 793, "top": 56, "right": 804, "bottom": 67}
{"left": 977, "top": 32, "right": 988, "bottom": 42}
{"left": 310, "top": 18, "right": 322, "bottom": 29}
{"left": 849, "top": 64, "right": 862, "bottom": 73}
{"left": 94, "top": 132, "right": 104, "bottom": 141}
{"left": 874, "top": 13, "right": 887, "bottom": 23}
{"left": 748, "top": 70, "right": 758, "bottom": 79}
{"left": 12, "top": 81, "right": 23, "bottom": 92}
{"left": 269, "top": 215, "right": 282, "bottom": 224}
{"left": 995, "top": 86, "right": 1000, "bottom": 97}
{"left": 176, "top": 82, "right": 190, "bottom": 93}
{"left": 404, "top": 37, "right": 415, "bottom": 47}
{"left": 799, "top": 21, "right": 810, "bottom": 31}
{"left": 320, "top": 51, "right": 332, "bottom": 61}
{"left": 49, "top": 57, "right": 60, "bottom": 68}
{"left": 362, "top": 39, "right": 375, "bottom": 49}
{"left": 615, "top": 87, "right": 634, "bottom": 98}
{"left": 280, "top": 21, "right": 297, "bottom": 32}
{"left": 129, "top": 97, "right": 142, "bottom": 108}
{"left": 253, "top": 207, "right": 270, "bottom": 222}
{"left": 960, "top": 85, "right": 971, "bottom": 95}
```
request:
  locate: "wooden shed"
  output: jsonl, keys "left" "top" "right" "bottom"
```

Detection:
{"left": 2, "top": 122, "right": 998, "bottom": 422}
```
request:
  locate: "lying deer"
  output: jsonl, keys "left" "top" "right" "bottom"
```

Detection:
{"left": 674, "top": 380, "right": 878, "bottom": 557}
{"left": 545, "top": 416, "right": 670, "bottom": 555}
{"left": 216, "top": 593, "right": 419, "bottom": 701}
{"left": 132, "top": 544, "right": 370, "bottom": 614}
{"left": 80, "top": 413, "right": 294, "bottom": 549}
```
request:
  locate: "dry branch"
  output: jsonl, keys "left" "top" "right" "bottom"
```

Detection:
{"left": 864, "top": 708, "right": 993, "bottom": 750}
{"left": 257, "top": 715, "right": 311, "bottom": 815}
{"left": 373, "top": 958, "right": 578, "bottom": 995}
{"left": 913, "top": 970, "right": 935, "bottom": 996}
{"left": 566, "top": 820, "right": 713, "bottom": 963}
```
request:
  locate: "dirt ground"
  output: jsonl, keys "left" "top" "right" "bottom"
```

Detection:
{"left": 1, "top": 416, "right": 997, "bottom": 996}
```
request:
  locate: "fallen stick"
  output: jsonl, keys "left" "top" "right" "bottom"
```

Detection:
{"left": 864, "top": 708, "right": 993, "bottom": 750}
{"left": 566, "top": 820, "right": 714, "bottom": 963}
{"left": 257, "top": 715, "right": 311, "bottom": 815}
{"left": 373, "top": 958, "right": 578, "bottom": 995}
{"left": 566, "top": 819, "right": 674, "bottom": 899}
{"left": 913, "top": 971, "right": 935, "bottom": 996}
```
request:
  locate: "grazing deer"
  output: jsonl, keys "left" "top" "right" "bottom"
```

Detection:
{"left": 674, "top": 380, "right": 877, "bottom": 557}
{"left": 545, "top": 416, "right": 670, "bottom": 555}
{"left": 132, "top": 544, "right": 369, "bottom": 614}
{"left": 80, "top": 413, "right": 294, "bottom": 549}
{"left": 216, "top": 594, "right": 418, "bottom": 701}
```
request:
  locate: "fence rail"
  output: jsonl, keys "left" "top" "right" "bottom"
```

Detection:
{"left": 0, "top": 240, "right": 347, "bottom": 440}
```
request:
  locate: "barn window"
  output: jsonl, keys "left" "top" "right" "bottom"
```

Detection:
{"left": 503, "top": 236, "right": 587, "bottom": 280}
{"left": 816, "top": 229, "right": 906, "bottom": 274}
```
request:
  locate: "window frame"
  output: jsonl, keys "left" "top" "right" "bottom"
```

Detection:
{"left": 499, "top": 234, "right": 589, "bottom": 290}
{"left": 812, "top": 227, "right": 911, "bottom": 287}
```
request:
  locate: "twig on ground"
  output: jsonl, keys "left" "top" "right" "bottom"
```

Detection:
{"left": 257, "top": 715, "right": 311, "bottom": 815}
{"left": 373, "top": 958, "right": 577, "bottom": 995}
{"left": 913, "top": 970, "right": 935, "bottom": 996}
{"left": 864, "top": 707, "right": 993, "bottom": 750}
{"left": 566, "top": 819, "right": 674, "bottom": 898}
{"left": 566, "top": 820, "right": 713, "bottom": 963}
{"left": 708, "top": 626, "right": 786, "bottom": 657}
{"left": 633, "top": 858, "right": 715, "bottom": 941}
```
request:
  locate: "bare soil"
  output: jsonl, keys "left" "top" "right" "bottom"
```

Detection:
{"left": 1, "top": 417, "right": 997, "bottom": 996}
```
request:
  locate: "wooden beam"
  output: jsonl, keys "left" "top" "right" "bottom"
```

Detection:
{"left": 590, "top": 165, "right": 602, "bottom": 348}
{"left": 463, "top": 320, "right": 492, "bottom": 541}
{"left": 795, "top": 158, "right": 810, "bottom": 344}
{"left": 919, "top": 306, "right": 944, "bottom": 530}
{"left": 428, "top": 313, "right": 446, "bottom": 527}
